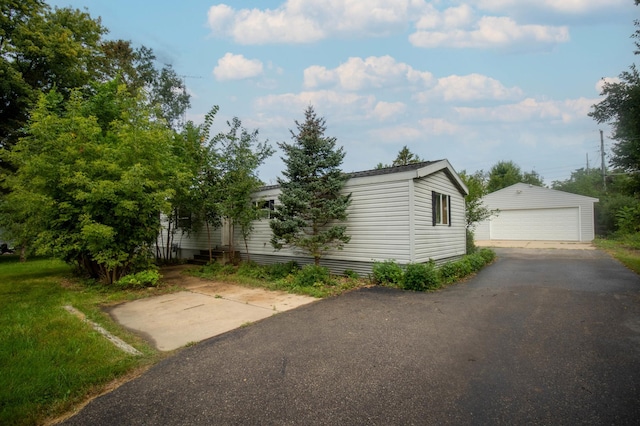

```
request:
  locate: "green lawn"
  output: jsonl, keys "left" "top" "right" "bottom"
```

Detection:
{"left": 594, "top": 235, "right": 640, "bottom": 274}
{"left": 0, "top": 256, "right": 171, "bottom": 425}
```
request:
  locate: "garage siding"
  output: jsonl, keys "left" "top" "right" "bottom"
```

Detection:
{"left": 489, "top": 208, "right": 579, "bottom": 241}
{"left": 474, "top": 183, "right": 598, "bottom": 242}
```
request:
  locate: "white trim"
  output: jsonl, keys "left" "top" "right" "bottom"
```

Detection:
{"left": 409, "top": 179, "right": 416, "bottom": 262}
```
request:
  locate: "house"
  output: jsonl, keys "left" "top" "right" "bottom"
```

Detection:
{"left": 161, "top": 159, "right": 469, "bottom": 275}
{"left": 474, "top": 183, "right": 599, "bottom": 242}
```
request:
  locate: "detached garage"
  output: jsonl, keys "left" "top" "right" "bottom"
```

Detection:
{"left": 474, "top": 183, "right": 599, "bottom": 242}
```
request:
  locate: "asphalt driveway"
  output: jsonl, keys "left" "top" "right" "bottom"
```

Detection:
{"left": 62, "top": 248, "right": 640, "bottom": 425}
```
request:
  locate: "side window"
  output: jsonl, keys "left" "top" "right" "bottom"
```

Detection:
{"left": 255, "top": 199, "right": 275, "bottom": 219}
{"left": 431, "top": 192, "right": 451, "bottom": 226}
{"left": 175, "top": 209, "right": 192, "bottom": 229}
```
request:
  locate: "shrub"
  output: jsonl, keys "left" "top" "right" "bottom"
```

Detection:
{"left": 478, "top": 248, "right": 496, "bottom": 263}
{"left": 115, "top": 269, "right": 160, "bottom": 288}
{"left": 438, "top": 262, "right": 459, "bottom": 283}
{"left": 267, "top": 261, "right": 300, "bottom": 279}
{"left": 293, "top": 265, "right": 331, "bottom": 287}
{"left": 372, "top": 260, "right": 404, "bottom": 286}
{"left": 467, "top": 252, "right": 485, "bottom": 271}
{"left": 343, "top": 269, "right": 359, "bottom": 279}
{"left": 237, "top": 261, "right": 269, "bottom": 279}
{"left": 466, "top": 228, "right": 477, "bottom": 254}
{"left": 403, "top": 261, "right": 439, "bottom": 291}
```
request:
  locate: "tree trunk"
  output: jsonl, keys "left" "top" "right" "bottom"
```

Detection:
{"left": 206, "top": 220, "right": 212, "bottom": 262}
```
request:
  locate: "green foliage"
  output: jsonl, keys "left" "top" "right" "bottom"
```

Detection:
{"left": 459, "top": 169, "right": 491, "bottom": 228}
{"left": 372, "top": 260, "right": 404, "bottom": 285}
{"left": 266, "top": 261, "right": 300, "bottom": 279}
{"left": 293, "top": 264, "right": 332, "bottom": 287}
{"left": 343, "top": 269, "right": 359, "bottom": 279}
{"left": 487, "top": 161, "right": 544, "bottom": 193}
{"left": 615, "top": 204, "right": 640, "bottom": 235}
{"left": 590, "top": 65, "right": 640, "bottom": 185}
{"left": 403, "top": 262, "right": 438, "bottom": 291}
{"left": 466, "top": 228, "right": 477, "bottom": 254}
{"left": 0, "top": 2, "right": 107, "bottom": 151}
{"left": 3, "top": 83, "right": 176, "bottom": 283}
{"left": 270, "top": 106, "right": 352, "bottom": 265}
{"left": 115, "top": 269, "right": 160, "bottom": 288}
{"left": 212, "top": 117, "right": 274, "bottom": 260}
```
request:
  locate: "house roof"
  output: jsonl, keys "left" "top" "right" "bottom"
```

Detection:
{"left": 483, "top": 183, "right": 599, "bottom": 204}
{"left": 259, "top": 159, "right": 468, "bottom": 195}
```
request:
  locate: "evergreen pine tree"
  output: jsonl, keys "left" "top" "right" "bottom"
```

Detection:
{"left": 270, "top": 106, "right": 351, "bottom": 265}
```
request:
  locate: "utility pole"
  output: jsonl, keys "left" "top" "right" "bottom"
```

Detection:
{"left": 600, "top": 129, "right": 606, "bottom": 191}
{"left": 586, "top": 153, "right": 589, "bottom": 173}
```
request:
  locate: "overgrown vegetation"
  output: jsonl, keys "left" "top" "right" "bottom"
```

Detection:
{"left": 594, "top": 236, "right": 640, "bottom": 274}
{"left": 0, "top": 255, "right": 174, "bottom": 426}
{"left": 189, "top": 261, "right": 358, "bottom": 298}
{"left": 189, "top": 249, "right": 496, "bottom": 297}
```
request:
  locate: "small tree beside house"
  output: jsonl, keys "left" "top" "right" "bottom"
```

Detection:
{"left": 270, "top": 106, "right": 352, "bottom": 266}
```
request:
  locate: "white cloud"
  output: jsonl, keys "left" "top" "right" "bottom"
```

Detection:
{"left": 474, "top": 0, "right": 629, "bottom": 15}
{"left": 368, "top": 125, "right": 424, "bottom": 143}
{"left": 455, "top": 97, "right": 596, "bottom": 124}
{"left": 595, "top": 76, "right": 621, "bottom": 94}
{"left": 410, "top": 15, "right": 569, "bottom": 49}
{"left": 206, "top": 1, "right": 578, "bottom": 50}
{"left": 213, "top": 53, "right": 264, "bottom": 81}
{"left": 371, "top": 101, "right": 406, "bottom": 121}
{"left": 304, "top": 56, "right": 433, "bottom": 91}
{"left": 207, "top": 0, "right": 421, "bottom": 44}
{"left": 416, "top": 73, "right": 523, "bottom": 102}
{"left": 253, "top": 90, "right": 376, "bottom": 118}
{"left": 418, "top": 118, "right": 458, "bottom": 135}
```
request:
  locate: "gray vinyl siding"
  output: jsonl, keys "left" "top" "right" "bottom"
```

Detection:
{"left": 242, "top": 180, "right": 412, "bottom": 264}
{"left": 475, "top": 183, "right": 598, "bottom": 241}
{"left": 413, "top": 171, "right": 467, "bottom": 262}
{"left": 158, "top": 159, "right": 469, "bottom": 270}
{"left": 157, "top": 216, "right": 222, "bottom": 257}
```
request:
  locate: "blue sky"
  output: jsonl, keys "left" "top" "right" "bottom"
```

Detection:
{"left": 49, "top": 0, "right": 638, "bottom": 185}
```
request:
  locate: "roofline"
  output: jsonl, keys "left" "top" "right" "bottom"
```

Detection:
{"left": 485, "top": 182, "right": 599, "bottom": 202}
{"left": 258, "top": 159, "right": 468, "bottom": 195}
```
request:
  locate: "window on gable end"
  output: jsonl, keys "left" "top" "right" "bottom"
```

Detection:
{"left": 432, "top": 191, "right": 451, "bottom": 226}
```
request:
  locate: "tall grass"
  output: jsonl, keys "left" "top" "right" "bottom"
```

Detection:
{"left": 0, "top": 256, "right": 160, "bottom": 425}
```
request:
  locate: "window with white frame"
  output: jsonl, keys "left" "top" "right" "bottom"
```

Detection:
{"left": 432, "top": 192, "right": 451, "bottom": 226}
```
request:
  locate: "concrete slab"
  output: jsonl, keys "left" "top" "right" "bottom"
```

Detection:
{"left": 107, "top": 266, "right": 317, "bottom": 351}
{"left": 475, "top": 240, "right": 595, "bottom": 250}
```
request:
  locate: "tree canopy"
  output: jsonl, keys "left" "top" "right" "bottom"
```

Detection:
{"left": 270, "top": 106, "right": 352, "bottom": 265}
{"left": 2, "top": 81, "right": 178, "bottom": 282}
{"left": 486, "top": 160, "right": 544, "bottom": 193}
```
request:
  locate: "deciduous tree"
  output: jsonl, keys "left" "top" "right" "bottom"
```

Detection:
{"left": 3, "top": 81, "right": 177, "bottom": 282}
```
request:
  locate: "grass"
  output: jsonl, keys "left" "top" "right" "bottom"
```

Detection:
{"left": 0, "top": 255, "right": 178, "bottom": 425}
{"left": 187, "top": 261, "right": 367, "bottom": 298}
{"left": 594, "top": 234, "right": 640, "bottom": 274}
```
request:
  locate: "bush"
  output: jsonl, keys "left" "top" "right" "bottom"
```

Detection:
{"left": 372, "top": 260, "right": 404, "bottom": 286}
{"left": 343, "top": 269, "right": 359, "bottom": 279}
{"left": 115, "top": 269, "right": 160, "bottom": 288}
{"left": 267, "top": 261, "right": 300, "bottom": 279}
{"left": 478, "top": 248, "right": 496, "bottom": 263}
{"left": 466, "top": 228, "right": 477, "bottom": 254}
{"left": 467, "top": 252, "right": 486, "bottom": 271}
{"left": 403, "top": 262, "right": 439, "bottom": 291}
{"left": 237, "top": 261, "right": 269, "bottom": 279}
{"left": 293, "top": 265, "right": 331, "bottom": 287}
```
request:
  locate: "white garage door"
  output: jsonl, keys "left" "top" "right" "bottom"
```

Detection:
{"left": 490, "top": 208, "right": 580, "bottom": 241}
